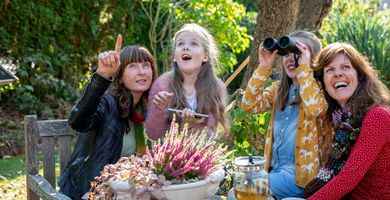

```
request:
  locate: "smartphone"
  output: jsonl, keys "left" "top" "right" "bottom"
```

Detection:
{"left": 168, "top": 108, "right": 209, "bottom": 121}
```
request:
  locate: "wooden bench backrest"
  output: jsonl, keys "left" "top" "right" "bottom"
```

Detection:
{"left": 24, "top": 115, "right": 76, "bottom": 200}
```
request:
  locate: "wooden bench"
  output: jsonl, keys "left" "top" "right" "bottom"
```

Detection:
{"left": 24, "top": 115, "right": 76, "bottom": 200}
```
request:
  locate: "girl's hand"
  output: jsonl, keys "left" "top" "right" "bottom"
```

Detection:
{"left": 178, "top": 108, "right": 206, "bottom": 128}
{"left": 259, "top": 42, "right": 278, "bottom": 71}
{"left": 295, "top": 40, "right": 311, "bottom": 66}
{"left": 97, "top": 34, "right": 122, "bottom": 79}
{"left": 153, "top": 91, "right": 173, "bottom": 110}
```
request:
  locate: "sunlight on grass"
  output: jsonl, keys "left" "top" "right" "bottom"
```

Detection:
{"left": 0, "top": 155, "right": 61, "bottom": 199}
{"left": 0, "top": 155, "right": 26, "bottom": 200}
{"left": 0, "top": 174, "right": 26, "bottom": 200}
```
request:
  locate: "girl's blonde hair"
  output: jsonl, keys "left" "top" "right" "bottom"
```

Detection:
{"left": 276, "top": 30, "right": 322, "bottom": 110}
{"left": 170, "top": 23, "right": 227, "bottom": 133}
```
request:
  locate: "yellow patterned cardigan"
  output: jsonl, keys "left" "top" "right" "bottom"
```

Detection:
{"left": 241, "top": 64, "right": 333, "bottom": 187}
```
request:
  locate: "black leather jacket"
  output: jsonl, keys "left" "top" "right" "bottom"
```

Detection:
{"left": 58, "top": 72, "right": 129, "bottom": 199}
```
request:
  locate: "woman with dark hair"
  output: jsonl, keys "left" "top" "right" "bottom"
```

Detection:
{"left": 58, "top": 35, "right": 158, "bottom": 199}
{"left": 305, "top": 42, "right": 390, "bottom": 199}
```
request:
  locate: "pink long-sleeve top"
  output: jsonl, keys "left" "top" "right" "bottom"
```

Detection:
{"left": 308, "top": 106, "right": 390, "bottom": 200}
{"left": 145, "top": 72, "right": 226, "bottom": 140}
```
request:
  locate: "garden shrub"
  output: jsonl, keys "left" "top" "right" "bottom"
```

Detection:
{"left": 228, "top": 90, "right": 270, "bottom": 157}
{"left": 0, "top": 0, "right": 149, "bottom": 117}
{"left": 321, "top": 0, "right": 390, "bottom": 87}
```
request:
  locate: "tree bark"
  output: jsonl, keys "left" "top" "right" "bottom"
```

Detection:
{"left": 241, "top": 0, "right": 300, "bottom": 88}
{"left": 296, "top": 0, "right": 333, "bottom": 30}
{"left": 241, "top": 0, "right": 333, "bottom": 87}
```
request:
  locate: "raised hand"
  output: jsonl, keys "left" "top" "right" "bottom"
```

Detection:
{"left": 259, "top": 42, "right": 278, "bottom": 71}
{"left": 153, "top": 91, "right": 174, "bottom": 110}
{"left": 97, "top": 34, "right": 122, "bottom": 79}
{"left": 295, "top": 40, "right": 311, "bottom": 66}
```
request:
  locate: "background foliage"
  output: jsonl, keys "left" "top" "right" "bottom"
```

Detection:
{"left": 0, "top": 0, "right": 251, "bottom": 117}
{"left": 230, "top": 106, "right": 269, "bottom": 156}
{"left": 227, "top": 89, "right": 270, "bottom": 157}
{"left": 320, "top": 0, "right": 390, "bottom": 86}
{"left": 0, "top": 0, "right": 151, "bottom": 117}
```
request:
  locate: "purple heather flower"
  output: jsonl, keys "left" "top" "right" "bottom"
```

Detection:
{"left": 144, "top": 119, "right": 226, "bottom": 184}
{"left": 340, "top": 121, "right": 353, "bottom": 130}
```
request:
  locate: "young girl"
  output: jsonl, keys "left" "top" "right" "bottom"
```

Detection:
{"left": 241, "top": 31, "right": 333, "bottom": 199}
{"left": 146, "top": 23, "right": 227, "bottom": 140}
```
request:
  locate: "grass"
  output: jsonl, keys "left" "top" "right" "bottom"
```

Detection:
{"left": 0, "top": 154, "right": 62, "bottom": 199}
{"left": 0, "top": 155, "right": 26, "bottom": 200}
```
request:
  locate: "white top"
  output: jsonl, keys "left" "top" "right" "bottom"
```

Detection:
{"left": 185, "top": 90, "right": 197, "bottom": 110}
{"left": 120, "top": 120, "right": 136, "bottom": 157}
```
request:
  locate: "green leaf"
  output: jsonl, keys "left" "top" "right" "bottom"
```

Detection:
{"left": 242, "top": 140, "right": 250, "bottom": 148}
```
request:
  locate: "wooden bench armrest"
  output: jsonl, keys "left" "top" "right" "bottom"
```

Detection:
{"left": 28, "top": 174, "right": 71, "bottom": 200}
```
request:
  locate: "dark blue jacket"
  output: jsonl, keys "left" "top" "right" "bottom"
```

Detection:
{"left": 58, "top": 73, "right": 128, "bottom": 199}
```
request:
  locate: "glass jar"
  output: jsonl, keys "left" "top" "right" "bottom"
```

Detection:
{"left": 233, "top": 155, "right": 270, "bottom": 200}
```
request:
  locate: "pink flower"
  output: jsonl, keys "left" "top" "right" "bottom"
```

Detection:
{"left": 92, "top": 119, "right": 227, "bottom": 199}
{"left": 147, "top": 119, "right": 227, "bottom": 182}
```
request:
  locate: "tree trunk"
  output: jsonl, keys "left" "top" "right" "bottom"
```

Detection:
{"left": 241, "top": 0, "right": 333, "bottom": 88}
{"left": 296, "top": 0, "right": 333, "bottom": 30}
{"left": 241, "top": 0, "right": 300, "bottom": 88}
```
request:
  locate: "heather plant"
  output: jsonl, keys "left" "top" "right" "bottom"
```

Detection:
{"left": 148, "top": 118, "right": 228, "bottom": 183}
{"left": 91, "top": 118, "right": 228, "bottom": 199}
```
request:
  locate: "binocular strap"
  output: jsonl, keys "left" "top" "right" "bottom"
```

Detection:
{"left": 294, "top": 54, "right": 300, "bottom": 68}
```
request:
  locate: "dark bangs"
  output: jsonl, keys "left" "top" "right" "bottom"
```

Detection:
{"left": 121, "top": 45, "right": 152, "bottom": 63}
{"left": 119, "top": 45, "right": 157, "bottom": 80}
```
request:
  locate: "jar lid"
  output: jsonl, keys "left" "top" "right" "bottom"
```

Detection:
{"left": 234, "top": 155, "right": 265, "bottom": 172}
{"left": 234, "top": 155, "right": 265, "bottom": 167}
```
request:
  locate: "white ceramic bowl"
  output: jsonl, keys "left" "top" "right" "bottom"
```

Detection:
{"left": 110, "top": 169, "right": 225, "bottom": 200}
{"left": 151, "top": 179, "right": 219, "bottom": 200}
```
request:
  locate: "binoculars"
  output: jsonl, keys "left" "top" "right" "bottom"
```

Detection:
{"left": 263, "top": 36, "right": 300, "bottom": 56}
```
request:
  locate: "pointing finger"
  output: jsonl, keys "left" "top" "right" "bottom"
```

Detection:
{"left": 115, "top": 34, "right": 122, "bottom": 54}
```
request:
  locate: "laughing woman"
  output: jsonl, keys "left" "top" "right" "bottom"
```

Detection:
{"left": 305, "top": 43, "right": 390, "bottom": 200}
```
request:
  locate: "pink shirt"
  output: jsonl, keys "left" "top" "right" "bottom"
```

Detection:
{"left": 309, "top": 106, "right": 390, "bottom": 200}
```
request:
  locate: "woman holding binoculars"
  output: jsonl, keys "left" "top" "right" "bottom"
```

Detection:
{"left": 241, "top": 30, "right": 332, "bottom": 199}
